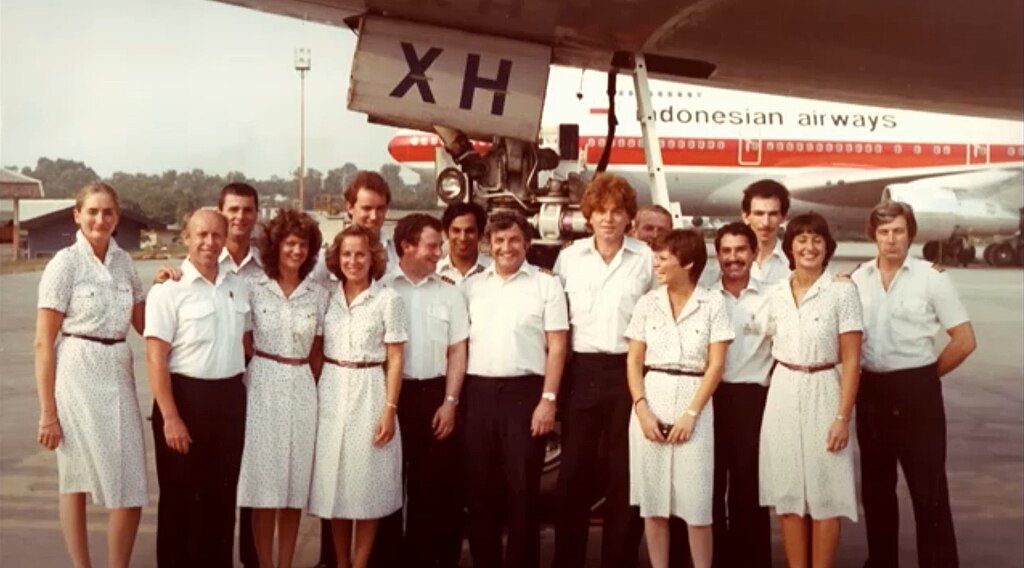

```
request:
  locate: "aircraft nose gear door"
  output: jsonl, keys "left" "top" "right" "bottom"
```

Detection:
{"left": 739, "top": 139, "right": 762, "bottom": 166}
{"left": 632, "top": 53, "right": 684, "bottom": 228}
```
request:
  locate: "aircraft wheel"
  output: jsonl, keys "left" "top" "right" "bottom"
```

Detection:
{"left": 922, "top": 241, "right": 940, "bottom": 263}
{"left": 1017, "top": 245, "right": 1024, "bottom": 267}
{"left": 983, "top": 244, "right": 997, "bottom": 265}
{"left": 991, "top": 243, "right": 1016, "bottom": 267}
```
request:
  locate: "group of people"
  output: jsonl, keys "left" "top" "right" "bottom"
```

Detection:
{"left": 34, "top": 170, "right": 975, "bottom": 568}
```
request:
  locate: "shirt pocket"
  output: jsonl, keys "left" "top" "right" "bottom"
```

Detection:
{"left": 179, "top": 301, "right": 216, "bottom": 343}
{"left": 891, "top": 299, "right": 931, "bottom": 339}
{"left": 564, "top": 282, "right": 594, "bottom": 325}
{"left": 429, "top": 303, "right": 451, "bottom": 343}
{"left": 291, "top": 306, "right": 319, "bottom": 351}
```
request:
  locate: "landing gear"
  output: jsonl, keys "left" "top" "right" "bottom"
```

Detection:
{"left": 923, "top": 238, "right": 973, "bottom": 266}
{"left": 988, "top": 242, "right": 1018, "bottom": 267}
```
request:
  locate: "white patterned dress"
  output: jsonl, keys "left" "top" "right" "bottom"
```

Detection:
{"left": 36, "top": 232, "right": 148, "bottom": 508}
{"left": 624, "top": 286, "right": 734, "bottom": 523}
{"left": 308, "top": 281, "right": 408, "bottom": 519}
{"left": 759, "top": 274, "right": 863, "bottom": 521}
{"left": 237, "top": 275, "right": 329, "bottom": 509}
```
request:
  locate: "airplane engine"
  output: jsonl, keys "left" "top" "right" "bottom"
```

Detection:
{"left": 882, "top": 182, "right": 1019, "bottom": 243}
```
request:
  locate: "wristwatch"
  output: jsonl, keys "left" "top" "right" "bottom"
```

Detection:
{"left": 444, "top": 394, "right": 459, "bottom": 405}
{"left": 541, "top": 391, "right": 557, "bottom": 403}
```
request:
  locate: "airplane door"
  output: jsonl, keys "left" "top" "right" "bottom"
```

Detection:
{"left": 739, "top": 139, "right": 762, "bottom": 165}
{"left": 968, "top": 144, "right": 990, "bottom": 165}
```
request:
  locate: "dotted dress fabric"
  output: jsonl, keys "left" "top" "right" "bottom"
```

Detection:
{"left": 308, "top": 282, "right": 409, "bottom": 519}
{"left": 36, "top": 235, "right": 148, "bottom": 508}
{"left": 236, "top": 276, "right": 329, "bottom": 508}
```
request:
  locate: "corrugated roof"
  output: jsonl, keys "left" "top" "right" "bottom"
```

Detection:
{"left": 0, "top": 170, "right": 44, "bottom": 199}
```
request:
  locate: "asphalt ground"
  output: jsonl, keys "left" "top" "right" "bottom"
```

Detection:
{"left": 1, "top": 243, "right": 1021, "bottom": 566}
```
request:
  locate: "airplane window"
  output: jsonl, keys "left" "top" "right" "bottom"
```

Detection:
{"left": 697, "top": 140, "right": 706, "bottom": 150}
{"left": 617, "top": 139, "right": 625, "bottom": 148}
{"left": 668, "top": 139, "right": 676, "bottom": 149}
{"left": 943, "top": 145, "right": 951, "bottom": 155}
{"left": 932, "top": 145, "right": 941, "bottom": 155}
{"left": 845, "top": 143, "right": 853, "bottom": 152}
{"left": 865, "top": 144, "right": 872, "bottom": 154}
{"left": 875, "top": 144, "right": 883, "bottom": 153}
{"left": 855, "top": 143, "right": 863, "bottom": 153}
{"left": 687, "top": 140, "right": 695, "bottom": 149}
{"left": 717, "top": 141, "right": 725, "bottom": 150}
{"left": 1009, "top": 147, "right": 1016, "bottom": 156}
{"left": 894, "top": 144, "right": 902, "bottom": 154}
{"left": 796, "top": 142, "right": 804, "bottom": 152}
{"left": 786, "top": 142, "right": 794, "bottom": 151}
{"left": 598, "top": 139, "right": 606, "bottom": 147}
{"left": 825, "top": 143, "right": 833, "bottom": 152}
{"left": 627, "top": 138, "right": 635, "bottom": 148}
{"left": 659, "top": 140, "right": 666, "bottom": 148}
{"left": 766, "top": 142, "right": 775, "bottom": 151}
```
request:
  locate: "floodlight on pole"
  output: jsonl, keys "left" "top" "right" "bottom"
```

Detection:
{"left": 295, "top": 47, "right": 311, "bottom": 209}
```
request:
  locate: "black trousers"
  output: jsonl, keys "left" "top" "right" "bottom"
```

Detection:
{"left": 554, "top": 352, "right": 642, "bottom": 568}
{"left": 463, "top": 375, "right": 546, "bottom": 568}
{"left": 239, "top": 507, "right": 256, "bottom": 566}
{"left": 857, "top": 364, "right": 958, "bottom": 568}
{"left": 710, "top": 383, "right": 771, "bottom": 568}
{"left": 369, "top": 378, "right": 464, "bottom": 568}
{"left": 153, "top": 374, "right": 246, "bottom": 568}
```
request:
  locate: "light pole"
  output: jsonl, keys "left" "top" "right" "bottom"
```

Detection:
{"left": 295, "top": 47, "right": 311, "bottom": 209}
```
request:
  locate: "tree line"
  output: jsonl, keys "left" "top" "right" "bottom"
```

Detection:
{"left": 5, "top": 158, "right": 438, "bottom": 225}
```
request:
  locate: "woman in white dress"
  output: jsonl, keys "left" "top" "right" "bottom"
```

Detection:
{"left": 625, "top": 229, "right": 734, "bottom": 568}
{"left": 236, "top": 209, "right": 328, "bottom": 568}
{"left": 33, "top": 183, "right": 148, "bottom": 567}
{"left": 759, "top": 212, "right": 863, "bottom": 567}
{"left": 308, "top": 224, "right": 408, "bottom": 568}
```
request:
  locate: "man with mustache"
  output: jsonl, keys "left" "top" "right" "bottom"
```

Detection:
{"left": 708, "top": 222, "right": 774, "bottom": 567}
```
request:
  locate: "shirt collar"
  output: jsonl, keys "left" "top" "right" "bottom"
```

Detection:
{"left": 218, "top": 245, "right": 261, "bottom": 272}
{"left": 866, "top": 254, "right": 914, "bottom": 274}
{"left": 181, "top": 258, "right": 227, "bottom": 286}
{"left": 438, "top": 253, "right": 490, "bottom": 275}
{"left": 387, "top": 266, "right": 439, "bottom": 288}
{"left": 582, "top": 236, "right": 645, "bottom": 256}
{"left": 656, "top": 285, "right": 711, "bottom": 322}
{"left": 339, "top": 279, "right": 382, "bottom": 309}
{"left": 75, "top": 230, "right": 122, "bottom": 267}
{"left": 713, "top": 275, "right": 760, "bottom": 297}
{"left": 259, "top": 273, "right": 315, "bottom": 299}
{"left": 482, "top": 260, "right": 536, "bottom": 280}
{"left": 788, "top": 269, "right": 833, "bottom": 304}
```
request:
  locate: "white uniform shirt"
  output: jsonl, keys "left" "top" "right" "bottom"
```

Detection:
{"left": 851, "top": 257, "right": 969, "bottom": 373}
{"left": 323, "top": 280, "right": 408, "bottom": 363}
{"left": 144, "top": 259, "right": 251, "bottom": 379}
{"left": 382, "top": 268, "right": 469, "bottom": 379}
{"left": 436, "top": 253, "right": 492, "bottom": 286}
{"left": 554, "top": 236, "right": 653, "bottom": 354}
{"left": 751, "top": 240, "right": 791, "bottom": 285}
{"left": 625, "top": 286, "right": 734, "bottom": 372}
{"left": 310, "top": 238, "right": 399, "bottom": 289}
{"left": 465, "top": 262, "right": 569, "bottom": 377}
{"left": 764, "top": 274, "right": 862, "bottom": 368}
{"left": 219, "top": 246, "right": 264, "bottom": 281}
{"left": 249, "top": 275, "right": 329, "bottom": 358}
{"left": 712, "top": 278, "right": 773, "bottom": 385}
{"left": 38, "top": 231, "right": 145, "bottom": 338}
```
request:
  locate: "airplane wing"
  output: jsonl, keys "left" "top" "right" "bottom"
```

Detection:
{"left": 212, "top": 0, "right": 1023, "bottom": 120}
{"left": 780, "top": 166, "right": 1024, "bottom": 208}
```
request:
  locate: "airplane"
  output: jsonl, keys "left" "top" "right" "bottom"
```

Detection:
{"left": 387, "top": 72, "right": 1024, "bottom": 265}
{"left": 212, "top": 0, "right": 1024, "bottom": 265}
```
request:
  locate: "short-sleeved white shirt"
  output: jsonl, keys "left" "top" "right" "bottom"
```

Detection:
{"left": 382, "top": 268, "right": 469, "bottom": 379}
{"left": 144, "top": 259, "right": 251, "bottom": 379}
{"left": 554, "top": 236, "right": 653, "bottom": 354}
{"left": 38, "top": 231, "right": 145, "bottom": 338}
{"left": 764, "top": 274, "right": 863, "bottom": 368}
{"left": 436, "top": 253, "right": 492, "bottom": 286}
{"left": 851, "top": 256, "right": 970, "bottom": 373}
{"left": 219, "top": 246, "right": 264, "bottom": 281}
{"left": 249, "top": 275, "right": 329, "bottom": 358}
{"left": 323, "top": 280, "right": 408, "bottom": 363}
{"left": 712, "top": 278, "right": 773, "bottom": 385}
{"left": 625, "top": 285, "right": 734, "bottom": 373}
{"left": 465, "top": 262, "right": 569, "bottom": 377}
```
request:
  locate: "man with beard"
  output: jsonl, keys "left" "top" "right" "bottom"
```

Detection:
{"left": 708, "top": 222, "right": 773, "bottom": 567}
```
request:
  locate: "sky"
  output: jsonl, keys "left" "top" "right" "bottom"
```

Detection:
{"left": 0, "top": 0, "right": 412, "bottom": 178}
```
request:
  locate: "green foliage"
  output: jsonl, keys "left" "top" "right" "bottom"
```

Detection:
{"left": 9, "top": 157, "right": 438, "bottom": 225}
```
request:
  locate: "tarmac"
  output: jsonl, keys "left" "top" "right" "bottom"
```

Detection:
{"left": 0, "top": 242, "right": 1021, "bottom": 566}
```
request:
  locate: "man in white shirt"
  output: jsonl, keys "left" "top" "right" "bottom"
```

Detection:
{"left": 380, "top": 213, "right": 469, "bottom": 568}
{"left": 437, "top": 201, "right": 492, "bottom": 285}
{"left": 631, "top": 204, "right": 673, "bottom": 246}
{"left": 312, "top": 171, "right": 399, "bottom": 291}
{"left": 709, "top": 222, "right": 773, "bottom": 567}
{"left": 463, "top": 211, "right": 569, "bottom": 568}
{"left": 144, "top": 209, "right": 252, "bottom": 567}
{"left": 553, "top": 174, "right": 651, "bottom": 568}
{"left": 700, "top": 179, "right": 792, "bottom": 287}
{"left": 851, "top": 201, "right": 976, "bottom": 568}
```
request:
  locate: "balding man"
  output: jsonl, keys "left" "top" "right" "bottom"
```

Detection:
{"left": 632, "top": 204, "right": 673, "bottom": 246}
{"left": 145, "top": 210, "right": 252, "bottom": 567}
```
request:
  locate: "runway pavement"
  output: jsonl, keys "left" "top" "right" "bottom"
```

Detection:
{"left": 1, "top": 245, "right": 1021, "bottom": 566}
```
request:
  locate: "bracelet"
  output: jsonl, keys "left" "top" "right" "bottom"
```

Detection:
{"left": 444, "top": 394, "right": 459, "bottom": 405}
{"left": 385, "top": 401, "right": 398, "bottom": 410}
{"left": 633, "top": 396, "right": 647, "bottom": 410}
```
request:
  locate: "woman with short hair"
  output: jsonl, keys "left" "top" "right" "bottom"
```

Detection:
{"left": 759, "top": 212, "right": 863, "bottom": 567}
{"left": 34, "top": 183, "right": 148, "bottom": 567}
{"left": 626, "top": 229, "right": 734, "bottom": 568}
{"left": 236, "top": 208, "right": 327, "bottom": 568}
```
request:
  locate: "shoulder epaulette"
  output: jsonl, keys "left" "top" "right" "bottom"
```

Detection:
{"left": 931, "top": 263, "right": 945, "bottom": 273}
{"left": 439, "top": 275, "right": 456, "bottom": 285}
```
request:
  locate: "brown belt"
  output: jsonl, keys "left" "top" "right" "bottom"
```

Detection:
{"left": 323, "top": 357, "right": 384, "bottom": 369}
{"left": 776, "top": 360, "right": 838, "bottom": 374}
{"left": 645, "top": 366, "right": 704, "bottom": 377}
{"left": 63, "top": 332, "right": 125, "bottom": 345}
{"left": 254, "top": 349, "right": 310, "bottom": 366}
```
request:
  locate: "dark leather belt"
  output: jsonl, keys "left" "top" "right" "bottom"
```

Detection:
{"left": 323, "top": 357, "right": 384, "bottom": 369}
{"left": 254, "top": 349, "right": 310, "bottom": 366}
{"left": 645, "top": 366, "right": 704, "bottom": 377}
{"left": 776, "top": 360, "right": 838, "bottom": 373}
{"left": 63, "top": 332, "right": 125, "bottom": 345}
